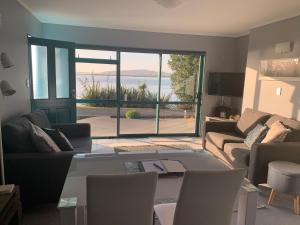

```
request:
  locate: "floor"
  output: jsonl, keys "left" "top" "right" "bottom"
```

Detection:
{"left": 92, "top": 136, "right": 202, "bottom": 149}
{"left": 22, "top": 137, "right": 300, "bottom": 225}
{"left": 78, "top": 116, "right": 196, "bottom": 136}
{"left": 23, "top": 192, "right": 300, "bottom": 225}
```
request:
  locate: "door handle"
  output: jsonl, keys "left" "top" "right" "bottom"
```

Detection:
{"left": 71, "top": 89, "right": 76, "bottom": 99}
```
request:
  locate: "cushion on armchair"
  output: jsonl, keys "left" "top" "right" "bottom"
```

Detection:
{"left": 236, "top": 108, "right": 270, "bottom": 137}
{"left": 265, "top": 115, "right": 300, "bottom": 142}
{"left": 43, "top": 128, "right": 74, "bottom": 151}
{"left": 2, "top": 117, "right": 38, "bottom": 153}
{"left": 24, "top": 110, "right": 51, "bottom": 128}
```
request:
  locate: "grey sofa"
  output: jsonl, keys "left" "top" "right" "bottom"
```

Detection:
{"left": 203, "top": 108, "right": 300, "bottom": 185}
{"left": 2, "top": 110, "right": 91, "bottom": 207}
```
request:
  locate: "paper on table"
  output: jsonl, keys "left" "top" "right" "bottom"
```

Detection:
{"left": 142, "top": 160, "right": 166, "bottom": 174}
{"left": 161, "top": 160, "right": 186, "bottom": 173}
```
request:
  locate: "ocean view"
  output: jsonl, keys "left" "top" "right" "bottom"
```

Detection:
{"left": 76, "top": 74, "right": 177, "bottom": 101}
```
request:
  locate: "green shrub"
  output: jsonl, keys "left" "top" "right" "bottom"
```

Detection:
{"left": 125, "top": 110, "right": 140, "bottom": 119}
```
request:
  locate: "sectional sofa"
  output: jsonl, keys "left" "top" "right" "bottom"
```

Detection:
{"left": 203, "top": 108, "right": 300, "bottom": 185}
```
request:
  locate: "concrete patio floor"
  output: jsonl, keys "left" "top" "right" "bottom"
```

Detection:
{"left": 78, "top": 116, "right": 196, "bottom": 136}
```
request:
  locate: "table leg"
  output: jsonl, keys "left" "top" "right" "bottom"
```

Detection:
{"left": 59, "top": 206, "right": 77, "bottom": 225}
{"left": 58, "top": 197, "right": 78, "bottom": 225}
{"left": 237, "top": 189, "right": 258, "bottom": 225}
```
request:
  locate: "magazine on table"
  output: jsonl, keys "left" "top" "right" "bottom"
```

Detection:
{"left": 125, "top": 159, "right": 186, "bottom": 175}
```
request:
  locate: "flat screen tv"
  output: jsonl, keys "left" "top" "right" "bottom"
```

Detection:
{"left": 207, "top": 72, "right": 245, "bottom": 97}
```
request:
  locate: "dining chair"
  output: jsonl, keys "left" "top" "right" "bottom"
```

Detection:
{"left": 86, "top": 172, "right": 158, "bottom": 225}
{"left": 154, "top": 169, "right": 245, "bottom": 225}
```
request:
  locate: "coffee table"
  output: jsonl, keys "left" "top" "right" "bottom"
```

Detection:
{"left": 58, "top": 149, "right": 258, "bottom": 225}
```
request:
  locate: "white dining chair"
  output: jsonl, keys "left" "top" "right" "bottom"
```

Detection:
{"left": 86, "top": 172, "right": 158, "bottom": 225}
{"left": 154, "top": 169, "right": 245, "bottom": 225}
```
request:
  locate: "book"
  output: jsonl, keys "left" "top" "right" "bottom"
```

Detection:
{"left": 0, "top": 184, "right": 15, "bottom": 194}
{"left": 125, "top": 160, "right": 186, "bottom": 175}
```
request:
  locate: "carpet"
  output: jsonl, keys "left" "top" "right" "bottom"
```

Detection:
{"left": 114, "top": 144, "right": 201, "bottom": 152}
{"left": 22, "top": 192, "right": 300, "bottom": 225}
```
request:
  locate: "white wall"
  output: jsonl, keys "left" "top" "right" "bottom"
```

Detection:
{"left": 242, "top": 15, "right": 300, "bottom": 120}
{"left": 0, "top": 0, "right": 42, "bottom": 121}
{"left": 0, "top": 1, "right": 249, "bottom": 122}
{"left": 42, "top": 23, "right": 248, "bottom": 117}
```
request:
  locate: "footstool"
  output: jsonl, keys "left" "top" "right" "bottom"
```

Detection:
{"left": 267, "top": 161, "right": 300, "bottom": 214}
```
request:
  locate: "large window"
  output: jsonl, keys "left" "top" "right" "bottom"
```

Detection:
{"left": 75, "top": 47, "right": 205, "bottom": 138}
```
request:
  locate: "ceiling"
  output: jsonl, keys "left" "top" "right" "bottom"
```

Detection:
{"left": 19, "top": 0, "right": 300, "bottom": 37}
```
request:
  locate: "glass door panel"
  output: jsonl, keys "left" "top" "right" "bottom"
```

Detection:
{"left": 76, "top": 62, "right": 117, "bottom": 137}
{"left": 120, "top": 103, "right": 157, "bottom": 135}
{"left": 31, "top": 45, "right": 48, "bottom": 99}
{"left": 159, "top": 103, "right": 195, "bottom": 134}
{"left": 55, "top": 48, "right": 70, "bottom": 98}
{"left": 120, "top": 52, "right": 159, "bottom": 135}
{"left": 158, "top": 54, "right": 200, "bottom": 134}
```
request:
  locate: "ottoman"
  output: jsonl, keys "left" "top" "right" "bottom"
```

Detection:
{"left": 267, "top": 161, "right": 300, "bottom": 214}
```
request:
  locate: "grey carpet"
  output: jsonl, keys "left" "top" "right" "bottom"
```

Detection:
{"left": 23, "top": 191, "right": 300, "bottom": 225}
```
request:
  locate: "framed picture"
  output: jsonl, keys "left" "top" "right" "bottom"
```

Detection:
{"left": 259, "top": 57, "right": 300, "bottom": 81}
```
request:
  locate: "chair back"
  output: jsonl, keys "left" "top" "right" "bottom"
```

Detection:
{"left": 173, "top": 169, "right": 245, "bottom": 225}
{"left": 87, "top": 172, "right": 157, "bottom": 225}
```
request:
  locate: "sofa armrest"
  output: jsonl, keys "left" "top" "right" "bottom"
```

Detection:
{"left": 248, "top": 142, "right": 300, "bottom": 185}
{"left": 4, "top": 151, "right": 75, "bottom": 206}
{"left": 52, "top": 123, "right": 91, "bottom": 138}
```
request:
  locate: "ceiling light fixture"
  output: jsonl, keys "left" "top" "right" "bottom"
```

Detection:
{"left": 153, "top": 0, "right": 184, "bottom": 8}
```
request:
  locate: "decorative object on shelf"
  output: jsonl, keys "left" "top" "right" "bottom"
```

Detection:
{"left": 0, "top": 52, "right": 16, "bottom": 185}
{"left": 259, "top": 57, "right": 300, "bottom": 81}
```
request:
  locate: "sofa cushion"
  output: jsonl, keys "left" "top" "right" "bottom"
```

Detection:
{"left": 265, "top": 115, "right": 300, "bottom": 142}
{"left": 262, "top": 121, "right": 291, "bottom": 143}
{"left": 236, "top": 108, "right": 270, "bottom": 137}
{"left": 223, "top": 143, "right": 250, "bottom": 168}
{"left": 43, "top": 128, "right": 74, "bottom": 151}
{"left": 24, "top": 110, "right": 51, "bottom": 128}
{"left": 244, "top": 123, "right": 268, "bottom": 148}
{"left": 2, "top": 117, "right": 38, "bottom": 153}
{"left": 206, "top": 132, "right": 244, "bottom": 150}
{"left": 30, "top": 123, "right": 61, "bottom": 153}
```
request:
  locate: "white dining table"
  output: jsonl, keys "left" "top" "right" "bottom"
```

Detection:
{"left": 58, "top": 150, "right": 258, "bottom": 225}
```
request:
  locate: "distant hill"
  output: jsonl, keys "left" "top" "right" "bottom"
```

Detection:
{"left": 77, "top": 69, "right": 171, "bottom": 77}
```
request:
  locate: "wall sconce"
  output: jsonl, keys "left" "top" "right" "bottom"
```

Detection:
{"left": 1, "top": 52, "right": 14, "bottom": 68}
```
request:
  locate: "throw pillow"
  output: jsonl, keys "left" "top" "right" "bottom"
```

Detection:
{"left": 43, "top": 128, "right": 74, "bottom": 151}
{"left": 236, "top": 108, "right": 270, "bottom": 137}
{"left": 29, "top": 123, "right": 61, "bottom": 152}
{"left": 261, "top": 121, "right": 291, "bottom": 144}
{"left": 244, "top": 124, "right": 268, "bottom": 148}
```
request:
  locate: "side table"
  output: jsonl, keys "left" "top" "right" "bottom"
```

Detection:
{"left": 0, "top": 186, "right": 22, "bottom": 225}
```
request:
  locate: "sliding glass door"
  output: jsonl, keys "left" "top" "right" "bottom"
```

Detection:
{"left": 28, "top": 37, "right": 205, "bottom": 137}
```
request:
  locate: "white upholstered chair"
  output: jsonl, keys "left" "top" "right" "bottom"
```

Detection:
{"left": 154, "top": 169, "right": 245, "bottom": 225}
{"left": 87, "top": 172, "right": 158, "bottom": 225}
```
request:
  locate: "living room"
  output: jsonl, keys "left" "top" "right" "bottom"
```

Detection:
{"left": 1, "top": 0, "right": 300, "bottom": 225}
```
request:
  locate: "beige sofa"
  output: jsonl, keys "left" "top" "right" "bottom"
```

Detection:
{"left": 203, "top": 108, "right": 300, "bottom": 185}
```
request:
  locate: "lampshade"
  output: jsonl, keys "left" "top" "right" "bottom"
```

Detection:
{"left": 0, "top": 80, "right": 16, "bottom": 96}
{"left": 1, "top": 52, "right": 14, "bottom": 68}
